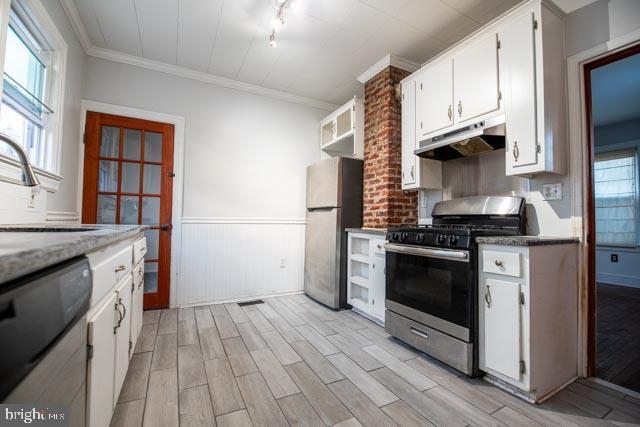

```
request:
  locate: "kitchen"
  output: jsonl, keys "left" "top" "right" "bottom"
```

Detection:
{"left": 0, "top": 0, "right": 639, "bottom": 426}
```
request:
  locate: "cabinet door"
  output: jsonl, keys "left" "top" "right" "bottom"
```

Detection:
{"left": 454, "top": 33, "right": 500, "bottom": 123}
{"left": 483, "top": 278, "right": 521, "bottom": 380}
{"left": 114, "top": 275, "right": 133, "bottom": 404}
{"left": 87, "top": 292, "right": 117, "bottom": 427}
{"left": 371, "top": 252, "right": 386, "bottom": 321}
{"left": 401, "top": 79, "right": 416, "bottom": 186}
{"left": 416, "top": 59, "right": 454, "bottom": 137}
{"left": 502, "top": 11, "right": 539, "bottom": 170}
{"left": 130, "top": 261, "right": 145, "bottom": 354}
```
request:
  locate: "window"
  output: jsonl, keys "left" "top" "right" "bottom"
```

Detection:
{"left": 594, "top": 148, "right": 638, "bottom": 247}
{"left": 0, "top": 0, "right": 66, "bottom": 180}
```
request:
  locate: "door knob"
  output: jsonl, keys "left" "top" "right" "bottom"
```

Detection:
{"left": 160, "top": 224, "right": 171, "bottom": 231}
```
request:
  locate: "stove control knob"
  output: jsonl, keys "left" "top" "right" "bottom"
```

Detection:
{"left": 449, "top": 235, "right": 458, "bottom": 245}
{"left": 437, "top": 234, "right": 445, "bottom": 244}
{"left": 400, "top": 232, "right": 408, "bottom": 241}
{"left": 392, "top": 233, "right": 399, "bottom": 241}
{"left": 416, "top": 234, "right": 424, "bottom": 243}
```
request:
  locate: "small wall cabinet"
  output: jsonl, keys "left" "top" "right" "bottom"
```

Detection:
{"left": 478, "top": 242, "right": 578, "bottom": 403}
{"left": 347, "top": 232, "right": 386, "bottom": 324}
{"left": 86, "top": 236, "right": 146, "bottom": 427}
{"left": 321, "top": 96, "right": 364, "bottom": 159}
{"left": 400, "top": 78, "right": 443, "bottom": 191}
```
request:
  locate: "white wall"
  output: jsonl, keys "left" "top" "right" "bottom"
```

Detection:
{"left": 83, "top": 57, "right": 327, "bottom": 305}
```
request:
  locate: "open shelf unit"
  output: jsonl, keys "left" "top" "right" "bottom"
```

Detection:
{"left": 347, "top": 231, "right": 386, "bottom": 324}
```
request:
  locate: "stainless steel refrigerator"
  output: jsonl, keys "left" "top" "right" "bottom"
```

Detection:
{"left": 304, "top": 157, "right": 363, "bottom": 309}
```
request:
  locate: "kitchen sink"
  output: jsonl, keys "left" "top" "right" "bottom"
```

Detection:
{"left": 0, "top": 227, "right": 99, "bottom": 232}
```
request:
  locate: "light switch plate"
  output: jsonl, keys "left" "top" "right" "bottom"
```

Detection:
{"left": 542, "top": 183, "right": 562, "bottom": 201}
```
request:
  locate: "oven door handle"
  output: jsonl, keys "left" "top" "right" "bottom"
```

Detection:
{"left": 384, "top": 243, "right": 469, "bottom": 262}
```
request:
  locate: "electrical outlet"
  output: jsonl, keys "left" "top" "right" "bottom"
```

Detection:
{"left": 611, "top": 254, "right": 618, "bottom": 263}
{"left": 27, "top": 192, "right": 36, "bottom": 208}
{"left": 280, "top": 258, "right": 287, "bottom": 268}
{"left": 542, "top": 183, "right": 562, "bottom": 201}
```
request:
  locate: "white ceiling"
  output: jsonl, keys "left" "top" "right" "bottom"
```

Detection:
{"left": 591, "top": 52, "right": 640, "bottom": 127}
{"left": 69, "top": 0, "right": 522, "bottom": 106}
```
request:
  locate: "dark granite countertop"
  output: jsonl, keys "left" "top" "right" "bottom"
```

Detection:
{"left": 0, "top": 224, "right": 148, "bottom": 284}
{"left": 475, "top": 235, "right": 580, "bottom": 246}
{"left": 345, "top": 228, "right": 388, "bottom": 236}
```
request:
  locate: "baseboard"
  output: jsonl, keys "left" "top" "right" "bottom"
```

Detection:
{"left": 176, "top": 290, "right": 305, "bottom": 308}
{"left": 588, "top": 377, "right": 640, "bottom": 400}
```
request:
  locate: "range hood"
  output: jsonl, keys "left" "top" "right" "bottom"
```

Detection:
{"left": 414, "top": 114, "right": 506, "bottom": 161}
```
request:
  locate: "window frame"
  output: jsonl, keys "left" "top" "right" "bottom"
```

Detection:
{"left": 0, "top": 0, "right": 67, "bottom": 191}
{"left": 594, "top": 140, "right": 640, "bottom": 249}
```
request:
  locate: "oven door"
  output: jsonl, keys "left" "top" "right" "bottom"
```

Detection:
{"left": 385, "top": 243, "right": 472, "bottom": 341}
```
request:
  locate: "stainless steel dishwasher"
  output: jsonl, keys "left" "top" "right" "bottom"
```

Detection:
{"left": 1, "top": 256, "right": 92, "bottom": 427}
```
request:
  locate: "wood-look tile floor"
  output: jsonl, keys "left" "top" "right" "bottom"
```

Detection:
{"left": 111, "top": 294, "right": 640, "bottom": 427}
{"left": 597, "top": 283, "right": 640, "bottom": 393}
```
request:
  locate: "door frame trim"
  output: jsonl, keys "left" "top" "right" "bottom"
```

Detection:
{"left": 77, "top": 99, "right": 185, "bottom": 308}
{"left": 566, "top": 29, "right": 640, "bottom": 377}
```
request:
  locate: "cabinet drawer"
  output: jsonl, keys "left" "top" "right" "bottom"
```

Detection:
{"left": 133, "top": 238, "right": 147, "bottom": 265}
{"left": 91, "top": 245, "right": 133, "bottom": 305}
{"left": 482, "top": 250, "right": 521, "bottom": 277}
{"left": 133, "top": 260, "right": 145, "bottom": 288}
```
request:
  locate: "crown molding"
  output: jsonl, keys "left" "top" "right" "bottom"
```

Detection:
{"left": 59, "top": 0, "right": 339, "bottom": 111}
{"left": 357, "top": 54, "right": 420, "bottom": 84}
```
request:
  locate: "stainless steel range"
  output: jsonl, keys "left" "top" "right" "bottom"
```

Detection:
{"left": 384, "top": 196, "right": 526, "bottom": 376}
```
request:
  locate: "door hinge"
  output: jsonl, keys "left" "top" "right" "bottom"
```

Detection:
{"left": 520, "top": 292, "right": 525, "bottom": 305}
{"left": 420, "top": 83, "right": 423, "bottom": 90}
{"left": 83, "top": 133, "right": 87, "bottom": 144}
{"left": 533, "top": 19, "right": 538, "bottom": 30}
{"left": 132, "top": 281, "right": 135, "bottom": 294}
{"left": 497, "top": 39, "right": 501, "bottom": 49}
{"left": 420, "top": 121, "right": 423, "bottom": 129}
{"left": 168, "top": 171, "right": 176, "bottom": 178}
{"left": 498, "top": 91, "right": 502, "bottom": 100}
{"left": 87, "top": 344, "right": 93, "bottom": 360}
{"left": 129, "top": 340, "right": 133, "bottom": 352}
{"left": 520, "top": 360, "right": 526, "bottom": 374}
{"left": 536, "top": 144, "right": 542, "bottom": 154}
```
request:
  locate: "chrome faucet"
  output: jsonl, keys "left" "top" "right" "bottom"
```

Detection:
{"left": 0, "top": 133, "right": 40, "bottom": 186}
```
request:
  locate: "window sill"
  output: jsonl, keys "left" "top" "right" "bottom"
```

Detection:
{"left": 0, "top": 153, "right": 62, "bottom": 192}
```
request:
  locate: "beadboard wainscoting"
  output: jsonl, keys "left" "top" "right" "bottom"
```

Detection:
{"left": 177, "top": 217, "right": 306, "bottom": 306}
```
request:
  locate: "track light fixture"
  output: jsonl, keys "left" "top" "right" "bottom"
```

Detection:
{"left": 269, "top": 0, "right": 296, "bottom": 47}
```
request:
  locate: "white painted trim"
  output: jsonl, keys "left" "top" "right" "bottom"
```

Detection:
{"left": 0, "top": 153, "right": 62, "bottom": 192}
{"left": 58, "top": 0, "right": 338, "bottom": 112}
{"left": 566, "top": 28, "right": 640, "bottom": 378}
{"left": 45, "top": 210, "right": 79, "bottom": 222}
{"left": 596, "top": 272, "right": 640, "bottom": 288}
{"left": 586, "top": 377, "right": 640, "bottom": 400}
{"left": 357, "top": 54, "right": 420, "bottom": 84}
{"left": 177, "top": 290, "right": 304, "bottom": 309}
{"left": 78, "top": 99, "right": 186, "bottom": 308}
{"left": 182, "top": 217, "right": 307, "bottom": 225}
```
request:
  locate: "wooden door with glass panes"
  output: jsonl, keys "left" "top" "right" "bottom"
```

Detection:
{"left": 82, "top": 112, "right": 174, "bottom": 309}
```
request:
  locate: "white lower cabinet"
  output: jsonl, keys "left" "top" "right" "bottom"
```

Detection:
{"left": 479, "top": 242, "right": 578, "bottom": 402}
{"left": 347, "top": 232, "right": 386, "bottom": 324}
{"left": 86, "top": 235, "right": 145, "bottom": 427}
{"left": 86, "top": 292, "right": 117, "bottom": 427}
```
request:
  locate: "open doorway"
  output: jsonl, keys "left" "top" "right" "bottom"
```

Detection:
{"left": 585, "top": 45, "right": 640, "bottom": 393}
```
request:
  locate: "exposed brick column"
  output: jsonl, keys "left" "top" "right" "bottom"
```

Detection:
{"left": 363, "top": 66, "right": 417, "bottom": 228}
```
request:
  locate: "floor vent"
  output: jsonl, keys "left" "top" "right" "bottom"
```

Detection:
{"left": 237, "top": 299, "right": 264, "bottom": 306}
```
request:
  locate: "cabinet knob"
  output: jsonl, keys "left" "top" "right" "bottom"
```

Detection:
{"left": 410, "top": 165, "right": 415, "bottom": 179}
{"left": 447, "top": 105, "right": 452, "bottom": 121}
{"left": 494, "top": 260, "right": 503, "bottom": 267}
{"left": 457, "top": 100, "right": 462, "bottom": 117}
{"left": 513, "top": 141, "right": 519, "bottom": 162}
{"left": 485, "top": 285, "right": 492, "bottom": 307}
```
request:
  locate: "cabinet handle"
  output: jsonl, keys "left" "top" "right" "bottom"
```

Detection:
{"left": 447, "top": 105, "right": 452, "bottom": 121}
{"left": 115, "top": 265, "right": 126, "bottom": 273}
{"left": 119, "top": 299, "right": 127, "bottom": 322}
{"left": 138, "top": 269, "right": 143, "bottom": 277}
{"left": 410, "top": 165, "right": 415, "bottom": 179}
{"left": 494, "top": 260, "right": 503, "bottom": 267}
{"left": 513, "top": 141, "right": 519, "bottom": 162}
{"left": 485, "top": 285, "right": 492, "bottom": 308}
{"left": 114, "top": 301, "right": 123, "bottom": 334}
{"left": 457, "top": 100, "right": 462, "bottom": 117}
{"left": 410, "top": 327, "right": 429, "bottom": 340}
{"left": 377, "top": 244, "right": 382, "bottom": 250}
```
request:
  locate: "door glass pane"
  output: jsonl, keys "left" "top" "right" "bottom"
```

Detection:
{"left": 98, "top": 160, "right": 118, "bottom": 192}
{"left": 144, "top": 131, "right": 162, "bottom": 162}
{"left": 141, "top": 197, "right": 160, "bottom": 225}
{"left": 144, "top": 262, "right": 158, "bottom": 293}
{"left": 121, "top": 162, "right": 140, "bottom": 193}
{"left": 145, "top": 229, "right": 159, "bottom": 259}
{"left": 100, "top": 126, "right": 119, "bottom": 157}
{"left": 97, "top": 195, "right": 116, "bottom": 223}
{"left": 123, "top": 129, "right": 141, "bottom": 160}
{"left": 143, "top": 164, "right": 161, "bottom": 194}
{"left": 120, "top": 196, "right": 139, "bottom": 224}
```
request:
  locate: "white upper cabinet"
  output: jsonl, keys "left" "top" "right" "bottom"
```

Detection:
{"left": 500, "top": 2, "right": 566, "bottom": 176}
{"left": 320, "top": 96, "right": 364, "bottom": 160}
{"left": 416, "top": 59, "right": 454, "bottom": 138}
{"left": 453, "top": 33, "right": 500, "bottom": 123}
